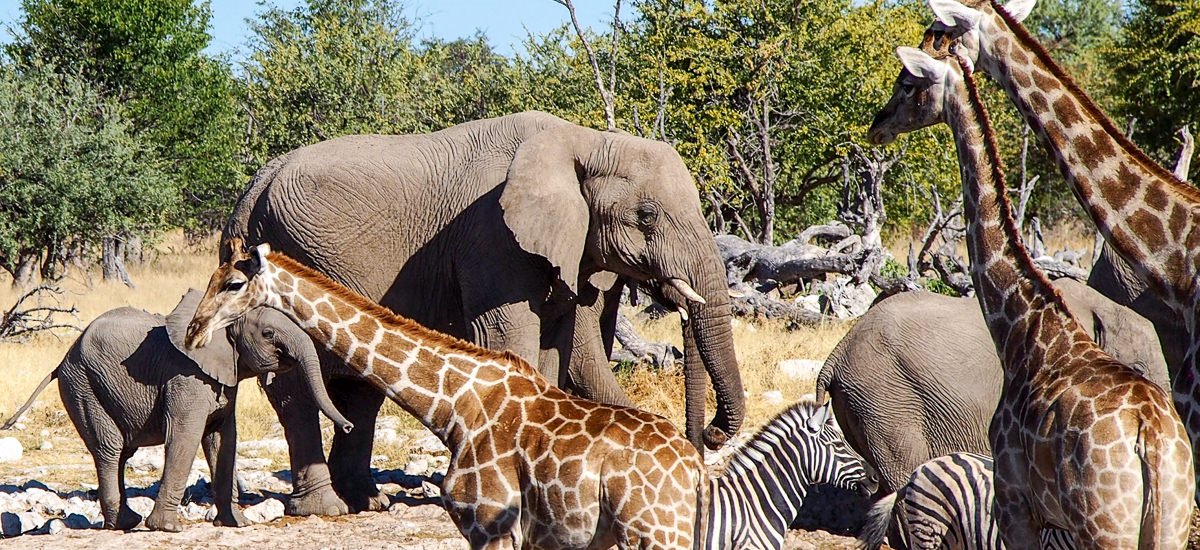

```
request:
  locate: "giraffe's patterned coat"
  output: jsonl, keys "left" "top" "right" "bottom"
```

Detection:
{"left": 184, "top": 239, "right": 706, "bottom": 550}
{"left": 919, "top": 0, "right": 1200, "bottom": 505}
{"left": 867, "top": 44, "right": 1193, "bottom": 548}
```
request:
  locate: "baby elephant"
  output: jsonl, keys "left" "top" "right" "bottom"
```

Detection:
{"left": 2, "top": 289, "right": 353, "bottom": 532}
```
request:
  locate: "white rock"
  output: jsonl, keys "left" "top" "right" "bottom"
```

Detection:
{"left": 238, "top": 457, "right": 272, "bottom": 470}
{"left": 778, "top": 359, "right": 824, "bottom": 381}
{"left": 421, "top": 480, "right": 441, "bottom": 499}
{"left": 23, "top": 487, "right": 66, "bottom": 515}
{"left": 39, "top": 429, "right": 49, "bottom": 437}
{"left": 128, "top": 447, "right": 165, "bottom": 471}
{"left": 1, "top": 510, "right": 45, "bottom": 536}
{"left": 762, "top": 390, "right": 784, "bottom": 404}
{"left": 375, "top": 427, "right": 399, "bottom": 445}
{"left": 42, "top": 518, "right": 65, "bottom": 535}
{"left": 413, "top": 434, "right": 447, "bottom": 454}
{"left": 404, "top": 457, "right": 430, "bottom": 477}
{"left": 370, "top": 454, "right": 390, "bottom": 465}
{"left": 38, "top": 440, "right": 52, "bottom": 451}
{"left": 376, "top": 416, "right": 402, "bottom": 430}
{"left": 243, "top": 498, "right": 285, "bottom": 524}
{"left": 0, "top": 438, "right": 23, "bottom": 463}
{"left": 179, "top": 502, "right": 209, "bottom": 522}
{"left": 238, "top": 439, "right": 289, "bottom": 454}
{"left": 127, "top": 496, "right": 155, "bottom": 518}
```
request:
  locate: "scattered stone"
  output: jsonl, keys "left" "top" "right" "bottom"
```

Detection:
{"left": 404, "top": 456, "right": 430, "bottom": 477}
{"left": 40, "top": 518, "right": 65, "bottom": 535}
{"left": 762, "top": 390, "right": 784, "bottom": 404}
{"left": 238, "top": 439, "right": 289, "bottom": 455}
{"left": 180, "top": 502, "right": 209, "bottom": 522}
{"left": 375, "top": 427, "right": 400, "bottom": 445}
{"left": 778, "top": 359, "right": 824, "bottom": 381}
{"left": 243, "top": 498, "right": 285, "bottom": 524}
{"left": 0, "top": 437, "right": 24, "bottom": 463}
{"left": 370, "top": 454, "right": 390, "bottom": 465}
{"left": 127, "top": 496, "right": 155, "bottom": 518}
{"left": 421, "top": 480, "right": 441, "bottom": 499}
{"left": 128, "top": 447, "right": 165, "bottom": 471}
{"left": 238, "top": 457, "right": 272, "bottom": 471}
{"left": 61, "top": 513, "right": 96, "bottom": 530}
{"left": 413, "top": 434, "right": 447, "bottom": 454}
{"left": 1, "top": 510, "right": 45, "bottom": 536}
{"left": 38, "top": 440, "right": 53, "bottom": 451}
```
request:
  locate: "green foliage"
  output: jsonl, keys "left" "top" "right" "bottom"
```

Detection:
{"left": 0, "top": 58, "right": 173, "bottom": 277}
{"left": 1106, "top": 0, "right": 1200, "bottom": 178}
{"left": 11, "top": 0, "right": 244, "bottom": 231}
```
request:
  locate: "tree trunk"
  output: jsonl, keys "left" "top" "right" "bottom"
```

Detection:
{"left": 12, "top": 252, "right": 39, "bottom": 288}
{"left": 102, "top": 236, "right": 136, "bottom": 288}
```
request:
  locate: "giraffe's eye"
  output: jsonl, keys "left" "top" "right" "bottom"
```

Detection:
{"left": 901, "top": 84, "right": 916, "bottom": 98}
{"left": 224, "top": 280, "right": 246, "bottom": 292}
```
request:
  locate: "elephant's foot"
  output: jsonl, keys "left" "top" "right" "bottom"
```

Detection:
{"left": 334, "top": 477, "right": 389, "bottom": 513}
{"left": 212, "top": 507, "right": 250, "bottom": 528}
{"left": 103, "top": 505, "right": 142, "bottom": 530}
{"left": 285, "top": 486, "right": 350, "bottom": 517}
{"left": 144, "top": 508, "right": 184, "bottom": 533}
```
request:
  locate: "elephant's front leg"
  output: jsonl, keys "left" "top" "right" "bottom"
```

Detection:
{"left": 327, "top": 377, "right": 388, "bottom": 512}
{"left": 565, "top": 284, "right": 634, "bottom": 407}
{"left": 203, "top": 399, "right": 249, "bottom": 527}
{"left": 262, "top": 370, "right": 350, "bottom": 517}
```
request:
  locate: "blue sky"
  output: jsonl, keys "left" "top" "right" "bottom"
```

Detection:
{"left": 0, "top": 0, "right": 611, "bottom": 58}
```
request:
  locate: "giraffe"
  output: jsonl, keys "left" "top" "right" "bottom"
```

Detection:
{"left": 867, "top": 45, "right": 1194, "bottom": 547}
{"left": 182, "top": 238, "right": 706, "bottom": 550}
{"left": 912, "top": 0, "right": 1200, "bottom": 502}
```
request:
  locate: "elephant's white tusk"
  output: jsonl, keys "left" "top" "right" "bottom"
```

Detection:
{"left": 667, "top": 278, "right": 707, "bottom": 305}
{"left": 677, "top": 306, "right": 689, "bottom": 322}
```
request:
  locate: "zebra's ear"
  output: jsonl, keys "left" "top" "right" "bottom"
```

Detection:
{"left": 806, "top": 402, "right": 832, "bottom": 434}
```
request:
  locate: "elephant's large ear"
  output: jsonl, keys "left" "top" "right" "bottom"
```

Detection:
{"left": 165, "top": 289, "right": 238, "bottom": 387}
{"left": 500, "top": 125, "right": 600, "bottom": 296}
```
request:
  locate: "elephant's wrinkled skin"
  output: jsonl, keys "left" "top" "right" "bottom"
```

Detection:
{"left": 224, "top": 110, "right": 744, "bottom": 515}
{"left": 1, "top": 290, "right": 350, "bottom": 532}
{"left": 815, "top": 278, "right": 1170, "bottom": 495}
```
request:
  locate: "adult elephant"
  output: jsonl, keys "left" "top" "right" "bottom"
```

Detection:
{"left": 224, "top": 110, "right": 744, "bottom": 515}
{"left": 814, "top": 278, "right": 1170, "bottom": 495}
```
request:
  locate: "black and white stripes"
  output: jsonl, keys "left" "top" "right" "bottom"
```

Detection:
{"left": 859, "top": 452, "right": 1075, "bottom": 550}
{"left": 706, "top": 401, "right": 874, "bottom": 549}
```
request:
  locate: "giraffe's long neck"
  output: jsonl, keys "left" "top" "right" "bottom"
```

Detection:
{"left": 259, "top": 252, "right": 549, "bottom": 445}
{"left": 945, "top": 63, "right": 1091, "bottom": 373}
{"left": 979, "top": 0, "right": 1200, "bottom": 309}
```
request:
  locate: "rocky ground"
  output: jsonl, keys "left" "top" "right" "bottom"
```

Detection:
{"left": 0, "top": 414, "right": 872, "bottom": 548}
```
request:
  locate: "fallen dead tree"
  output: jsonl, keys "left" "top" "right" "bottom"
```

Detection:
{"left": 0, "top": 285, "right": 80, "bottom": 341}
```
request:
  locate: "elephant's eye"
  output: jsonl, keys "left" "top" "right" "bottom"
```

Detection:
{"left": 635, "top": 203, "right": 660, "bottom": 228}
{"left": 261, "top": 327, "right": 275, "bottom": 339}
{"left": 224, "top": 280, "right": 246, "bottom": 292}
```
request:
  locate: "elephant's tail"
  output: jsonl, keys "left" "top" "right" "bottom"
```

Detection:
{"left": 814, "top": 358, "right": 836, "bottom": 404}
{"left": 857, "top": 491, "right": 898, "bottom": 550}
{"left": 1, "top": 368, "right": 58, "bottom": 430}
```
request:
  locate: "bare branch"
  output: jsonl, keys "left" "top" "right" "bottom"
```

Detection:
{"left": 0, "top": 285, "right": 81, "bottom": 341}
{"left": 553, "top": 0, "right": 617, "bottom": 130}
{"left": 1175, "top": 125, "right": 1194, "bottom": 181}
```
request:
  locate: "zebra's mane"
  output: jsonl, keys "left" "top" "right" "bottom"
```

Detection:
{"left": 720, "top": 399, "right": 827, "bottom": 478}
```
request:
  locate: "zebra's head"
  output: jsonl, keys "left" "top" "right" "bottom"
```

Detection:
{"left": 804, "top": 402, "right": 879, "bottom": 497}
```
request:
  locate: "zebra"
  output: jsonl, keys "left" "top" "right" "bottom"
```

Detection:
{"left": 706, "top": 399, "right": 877, "bottom": 549}
{"left": 858, "top": 452, "right": 1076, "bottom": 550}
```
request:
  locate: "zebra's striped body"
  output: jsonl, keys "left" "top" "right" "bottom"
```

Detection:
{"left": 706, "top": 400, "right": 874, "bottom": 549}
{"left": 859, "top": 452, "right": 1075, "bottom": 550}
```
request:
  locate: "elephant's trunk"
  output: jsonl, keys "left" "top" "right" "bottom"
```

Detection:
{"left": 676, "top": 248, "right": 745, "bottom": 451}
{"left": 296, "top": 346, "right": 355, "bottom": 434}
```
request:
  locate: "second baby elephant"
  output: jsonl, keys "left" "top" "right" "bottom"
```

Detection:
{"left": 814, "top": 278, "right": 1170, "bottom": 495}
{"left": 2, "top": 289, "right": 352, "bottom": 532}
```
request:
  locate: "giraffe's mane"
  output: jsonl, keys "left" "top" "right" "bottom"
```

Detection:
{"left": 265, "top": 251, "right": 538, "bottom": 372}
{"left": 959, "top": 64, "right": 1078, "bottom": 318}
{"left": 989, "top": 0, "right": 1200, "bottom": 198}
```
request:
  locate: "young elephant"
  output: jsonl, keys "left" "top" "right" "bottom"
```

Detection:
{"left": 2, "top": 289, "right": 353, "bottom": 532}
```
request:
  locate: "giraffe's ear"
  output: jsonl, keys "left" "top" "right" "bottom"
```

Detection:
{"left": 928, "top": 0, "right": 982, "bottom": 30}
{"left": 1002, "top": 0, "right": 1035, "bottom": 22}
{"left": 896, "top": 46, "right": 948, "bottom": 82}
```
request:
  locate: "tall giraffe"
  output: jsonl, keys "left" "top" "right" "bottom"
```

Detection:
{"left": 915, "top": 0, "right": 1200, "bottom": 500}
{"left": 183, "top": 238, "right": 706, "bottom": 549}
{"left": 867, "top": 45, "right": 1193, "bottom": 547}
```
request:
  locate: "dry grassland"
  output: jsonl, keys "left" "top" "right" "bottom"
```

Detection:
{"left": 0, "top": 232, "right": 860, "bottom": 486}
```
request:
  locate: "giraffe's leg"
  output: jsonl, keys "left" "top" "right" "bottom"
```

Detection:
{"left": 1170, "top": 350, "right": 1200, "bottom": 506}
{"left": 992, "top": 492, "right": 1041, "bottom": 549}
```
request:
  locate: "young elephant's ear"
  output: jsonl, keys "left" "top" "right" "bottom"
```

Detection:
{"left": 165, "top": 289, "right": 238, "bottom": 387}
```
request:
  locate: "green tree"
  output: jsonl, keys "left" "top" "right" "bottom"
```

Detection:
{"left": 1107, "top": 0, "right": 1200, "bottom": 178}
{"left": 0, "top": 57, "right": 173, "bottom": 284}
{"left": 10, "top": 0, "right": 244, "bottom": 230}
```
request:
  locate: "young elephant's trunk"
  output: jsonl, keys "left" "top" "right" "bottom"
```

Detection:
{"left": 297, "top": 352, "right": 354, "bottom": 433}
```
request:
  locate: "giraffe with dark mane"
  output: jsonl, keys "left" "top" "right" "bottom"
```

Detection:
{"left": 867, "top": 43, "right": 1193, "bottom": 547}
{"left": 184, "top": 238, "right": 706, "bottom": 549}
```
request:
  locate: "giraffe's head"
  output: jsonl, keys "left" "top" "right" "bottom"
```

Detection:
{"left": 185, "top": 237, "right": 272, "bottom": 350}
{"left": 918, "top": 0, "right": 1035, "bottom": 75}
{"left": 867, "top": 47, "right": 963, "bottom": 145}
